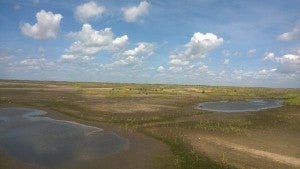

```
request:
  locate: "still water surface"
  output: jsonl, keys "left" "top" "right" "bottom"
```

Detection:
{"left": 196, "top": 99, "right": 283, "bottom": 113}
{"left": 0, "top": 108, "right": 128, "bottom": 167}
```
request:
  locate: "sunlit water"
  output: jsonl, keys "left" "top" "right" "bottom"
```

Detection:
{"left": 0, "top": 108, "right": 128, "bottom": 167}
{"left": 196, "top": 99, "right": 283, "bottom": 113}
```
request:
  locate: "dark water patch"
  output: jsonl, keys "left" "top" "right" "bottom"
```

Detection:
{"left": 0, "top": 108, "right": 128, "bottom": 167}
{"left": 196, "top": 99, "right": 283, "bottom": 113}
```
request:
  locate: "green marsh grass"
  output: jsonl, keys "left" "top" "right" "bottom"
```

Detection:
{"left": 1, "top": 80, "right": 299, "bottom": 169}
{"left": 142, "top": 129, "right": 233, "bottom": 169}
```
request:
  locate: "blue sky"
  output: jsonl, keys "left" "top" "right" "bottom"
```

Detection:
{"left": 0, "top": 0, "right": 299, "bottom": 88}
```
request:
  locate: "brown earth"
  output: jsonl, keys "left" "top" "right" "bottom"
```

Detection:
{"left": 1, "top": 80, "right": 300, "bottom": 169}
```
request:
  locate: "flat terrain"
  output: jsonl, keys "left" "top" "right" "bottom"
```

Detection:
{"left": 0, "top": 80, "right": 300, "bottom": 169}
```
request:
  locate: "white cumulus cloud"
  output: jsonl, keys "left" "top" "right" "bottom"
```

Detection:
{"left": 112, "top": 35, "right": 128, "bottom": 49}
{"left": 157, "top": 66, "right": 165, "bottom": 72}
{"left": 75, "top": 1, "right": 105, "bottom": 22}
{"left": 113, "top": 43, "right": 154, "bottom": 65}
{"left": 264, "top": 52, "right": 300, "bottom": 74}
{"left": 20, "top": 58, "right": 54, "bottom": 70}
{"left": 169, "top": 58, "right": 189, "bottom": 66}
{"left": 168, "top": 32, "right": 223, "bottom": 72}
{"left": 184, "top": 32, "right": 223, "bottom": 60}
{"left": 263, "top": 52, "right": 275, "bottom": 61}
{"left": 62, "top": 24, "right": 128, "bottom": 61}
{"left": 122, "top": 1, "right": 150, "bottom": 22}
{"left": 264, "top": 52, "right": 300, "bottom": 64}
{"left": 123, "top": 43, "right": 152, "bottom": 56}
{"left": 275, "top": 54, "right": 300, "bottom": 64}
{"left": 61, "top": 54, "right": 76, "bottom": 61}
{"left": 278, "top": 24, "right": 300, "bottom": 41}
{"left": 233, "top": 68, "right": 278, "bottom": 81}
{"left": 20, "top": 10, "right": 63, "bottom": 40}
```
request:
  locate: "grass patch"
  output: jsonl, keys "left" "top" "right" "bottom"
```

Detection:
{"left": 246, "top": 109, "right": 294, "bottom": 129}
{"left": 182, "top": 120, "right": 247, "bottom": 135}
{"left": 43, "top": 100, "right": 96, "bottom": 121}
{"left": 107, "top": 116, "right": 166, "bottom": 127}
{"left": 142, "top": 129, "right": 233, "bottom": 169}
{"left": 1, "top": 80, "right": 299, "bottom": 169}
{"left": 284, "top": 93, "right": 300, "bottom": 105}
{"left": 151, "top": 120, "right": 248, "bottom": 135}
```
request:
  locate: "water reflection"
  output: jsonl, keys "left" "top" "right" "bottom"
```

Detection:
{"left": 196, "top": 99, "right": 283, "bottom": 113}
{"left": 0, "top": 108, "right": 128, "bottom": 167}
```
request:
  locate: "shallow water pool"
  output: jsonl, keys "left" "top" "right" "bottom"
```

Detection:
{"left": 0, "top": 108, "right": 128, "bottom": 167}
{"left": 196, "top": 99, "right": 283, "bottom": 113}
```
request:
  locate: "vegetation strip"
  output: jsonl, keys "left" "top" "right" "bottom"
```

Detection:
{"left": 198, "top": 136, "right": 300, "bottom": 166}
{"left": 141, "top": 129, "right": 234, "bottom": 169}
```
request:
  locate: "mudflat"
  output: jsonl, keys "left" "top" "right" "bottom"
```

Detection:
{"left": 0, "top": 80, "right": 299, "bottom": 169}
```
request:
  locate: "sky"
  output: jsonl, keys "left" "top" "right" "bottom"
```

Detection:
{"left": 0, "top": 0, "right": 299, "bottom": 88}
